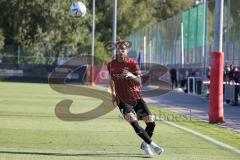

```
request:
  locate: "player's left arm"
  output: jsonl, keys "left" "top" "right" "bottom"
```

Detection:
{"left": 123, "top": 62, "right": 142, "bottom": 85}
{"left": 132, "top": 74, "right": 142, "bottom": 85}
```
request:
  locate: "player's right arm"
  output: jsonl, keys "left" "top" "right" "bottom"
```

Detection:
{"left": 107, "top": 62, "right": 117, "bottom": 106}
{"left": 109, "top": 78, "right": 117, "bottom": 106}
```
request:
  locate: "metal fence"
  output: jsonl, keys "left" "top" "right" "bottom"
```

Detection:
{"left": 1, "top": 0, "right": 240, "bottom": 79}
{"left": 0, "top": 44, "right": 86, "bottom": 66}
{"left": 127, "top": 0, "right": 240, "bottom": 78}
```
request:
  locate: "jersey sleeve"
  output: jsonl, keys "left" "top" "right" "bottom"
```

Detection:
{"left": 107, "top": 62, "right": 113, "bottom": 79}
{"left": 107, "top": 62, "right": 111, "bottom": 73}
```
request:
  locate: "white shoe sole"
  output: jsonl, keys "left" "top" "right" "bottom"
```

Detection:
{"left": 154, "top": 147, "right": 164, "bottom": 155}
{"left": 141, "top": 143, "right": 154, "bottom": 157}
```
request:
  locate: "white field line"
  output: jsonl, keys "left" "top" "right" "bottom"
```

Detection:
{"left": 163, "top": 120, "right": 240, "bottom": 154}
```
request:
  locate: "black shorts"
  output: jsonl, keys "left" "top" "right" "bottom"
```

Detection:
{"left": 118, "top": 99, "right": 152, "bottom": 120}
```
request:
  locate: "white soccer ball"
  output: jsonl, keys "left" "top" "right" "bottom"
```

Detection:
{"left": 70, "top": 1, "right": 87, "bottom": 17}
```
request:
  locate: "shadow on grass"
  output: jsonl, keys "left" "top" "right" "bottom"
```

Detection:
{"left": 0, "top": 150, "right": 149, "bottom": 158}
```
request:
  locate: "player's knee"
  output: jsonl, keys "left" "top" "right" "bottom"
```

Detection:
{"left": 146, "top": 121, "right": 156, "bottom": 130}
{"left": 124, "top": 112, "right": 137, "bottom": 123}
{"left": 130, "top": 121, "right": 144, "bottom": 134}
{"left": 143, "top": 115, "right": 155, "bottom": 123}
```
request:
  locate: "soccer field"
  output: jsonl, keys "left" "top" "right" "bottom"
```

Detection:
{"left": 0, "top": 82, "right": 239, "bottom": 160}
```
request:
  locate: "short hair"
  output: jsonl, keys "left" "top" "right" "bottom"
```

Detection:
{"left": 115, "top": 40, "right": 132, "bottom": 49}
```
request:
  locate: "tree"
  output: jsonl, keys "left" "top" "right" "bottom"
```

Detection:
{"left": 0, "top": 0, "right": 211, "bottom": 65}
{"left": 0, "top": 29, "right": 4, "bottom": 49}
{"left": 95, "top": 0, "right": 157, "bottom": 42}
{"left": 0, "top": 0, "right": 91, "bottom": 64}
{"left": 154, "top": 0, "right": 194, "bottom": 21}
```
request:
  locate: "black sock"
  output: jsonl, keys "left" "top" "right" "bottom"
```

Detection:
{"left": 145, "top": 122, "right": 156, "bottom": 138}
{"left": 130, "top": 121, "right": 152, "bottom": 144}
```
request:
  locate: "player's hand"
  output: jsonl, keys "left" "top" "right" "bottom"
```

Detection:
{"left": 122, "top": 70, "right": 135, "bottom": 79}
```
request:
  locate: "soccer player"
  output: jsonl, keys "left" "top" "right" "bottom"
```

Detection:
{"left": 107, "top": 39, "right": 164, "bottom": 157}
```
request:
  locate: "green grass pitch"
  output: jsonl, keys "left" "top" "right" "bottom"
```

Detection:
{"left": 0, "top": 82, "right": 239, "bottom": 160}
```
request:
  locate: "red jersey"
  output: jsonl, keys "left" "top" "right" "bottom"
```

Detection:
{"left": 107, "top": 57, "right": 142, "bottom": 106}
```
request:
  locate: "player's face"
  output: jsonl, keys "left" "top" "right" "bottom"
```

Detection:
{"left": 116, "top": 44, "right": 128, "bottom": 56}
